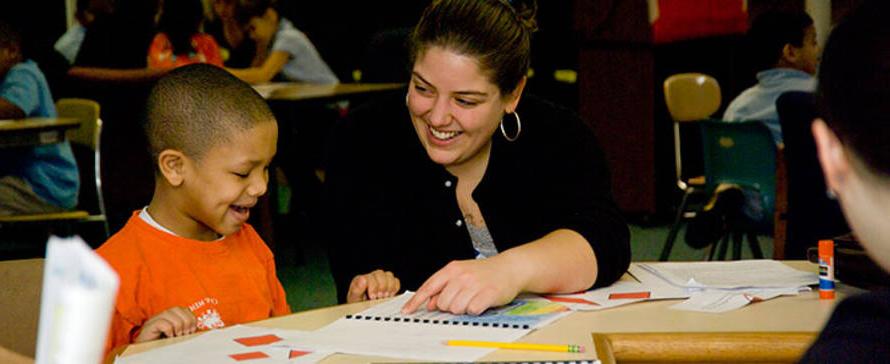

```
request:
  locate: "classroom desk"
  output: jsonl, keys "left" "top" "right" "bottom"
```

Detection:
{"left": 120, "top": 261, "right": 847, "bottom": 363}
{"left": 0, "top": 117, "right": 80, "bottom": 148}
{"left": 254, "top": 82, "right": 403, "bottom": 102}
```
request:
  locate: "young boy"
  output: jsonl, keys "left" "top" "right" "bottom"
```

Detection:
{"left": 799, "top": 2, "right": 890, "bottom": 361}
{"left": 723, "top": 10, "right": 820, "bottom": 145}
{"left": 0, "top": 21, "right": 79, "bottom": 216}
{"left": 97, "top": 64, "right": 289, "bottom": 355}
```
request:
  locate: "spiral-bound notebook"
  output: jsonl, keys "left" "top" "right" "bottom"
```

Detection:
{"left": 297, "top": 292, "right": 576, "bottom": 362}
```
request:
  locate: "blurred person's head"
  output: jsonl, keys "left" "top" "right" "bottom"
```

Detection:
{"left": 157, "top": 0, "right": 206, "bottom": 54}
{"left": 233, "top": 0, "right": 279, "bottom": 44}
{"left": 0, "top": 21, "right": 23, "bottom": 79}
{"left": 748, "top": 10, "right": 819, "bottom": 74}
{"left": 814, "top": 1, "right": 890, "bottom": 271}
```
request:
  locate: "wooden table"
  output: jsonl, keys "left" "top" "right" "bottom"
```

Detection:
{"left": 0, "top": 117, "right": 80, "bottom": 148}
{"left": 120, "top": 261, "right": 847, "bottom": 363}
{"left": 254, "top": 82, "right": 403, "bottom": 102}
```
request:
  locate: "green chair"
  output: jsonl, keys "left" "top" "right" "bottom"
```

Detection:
{"left": 698, "top": 119, "right": 775, "bottom": 260}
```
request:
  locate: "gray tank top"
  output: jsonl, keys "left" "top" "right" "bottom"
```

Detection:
{"left": 466, "top": 222, "right": 498, "bottom": 259}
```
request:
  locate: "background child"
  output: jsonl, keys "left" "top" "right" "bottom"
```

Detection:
{"left": 148, "top": 0, "right": 223, "bottom": 69}
{"left": 227, "top": 0, "right": 338, "bottom": 84}
{"left": 96, "top": 64, "right": 289, "bottom": 356}
{"left": 723, "top": 10, "right": 820, "bottom": 145}
{"left": 0, "top": 21, "right": 79, "bottom": 216}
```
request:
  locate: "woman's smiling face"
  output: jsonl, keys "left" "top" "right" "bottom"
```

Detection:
{"left": 407, "top": 46, "right": 521, "bottom": 170}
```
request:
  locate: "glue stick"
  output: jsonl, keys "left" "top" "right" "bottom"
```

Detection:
{"left": 818, "top": 240, "right": 835, "bottom": 299}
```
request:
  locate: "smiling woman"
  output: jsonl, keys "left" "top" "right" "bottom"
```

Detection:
{"left": 324, "top": 0, "right": 630, "bottom": 315}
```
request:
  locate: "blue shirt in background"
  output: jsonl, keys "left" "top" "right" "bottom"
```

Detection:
{"left": 0, "top": 60, "right": 80, "bottom": 209}
{"left": 272, "top": 19, "right": 339, "bottom": 84}
{"left": 723, "top": 68, "right": 816, "bottom": 145}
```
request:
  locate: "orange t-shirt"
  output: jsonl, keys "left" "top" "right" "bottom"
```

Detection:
{"left": 97, "top": 211, "right": 290, "bottom": 356}
{"left": 147, "top": 32, "right": 224, "bottom": 69}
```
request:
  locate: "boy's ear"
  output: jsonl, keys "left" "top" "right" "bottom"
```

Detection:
{"left": 812, "top": 119, "right": 849, "bottom": 194}
{"left": 782, "top": 43, "right": 802, "bottom": 67}
{"left": 158, "top": 149, "right": 187, "bottom": 187}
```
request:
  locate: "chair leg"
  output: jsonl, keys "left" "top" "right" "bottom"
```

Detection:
{"left": 717, "top": 233, "right": 731, "bottom": 260}
{"left": 660, "top": 190, "right": 692, "bottom": 261}
{"left": 732, "top": 231, "right": 744, "bottom": 260}
{"left": 748, "top": 232, "right": 764, "bottom": 259}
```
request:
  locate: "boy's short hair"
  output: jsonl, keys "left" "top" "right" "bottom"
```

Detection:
{"left": 747, "top": 10, "right": 813, "bottom": 72}
{"left": 817, "top": 1, "right": 890, "bottom": 178}
{"left": 144, "top": 64, "right": 275, "bottom": 168}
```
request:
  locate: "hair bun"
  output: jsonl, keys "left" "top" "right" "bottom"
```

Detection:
{"left": 502, "top": 0, "right": 538, "bottom": 32}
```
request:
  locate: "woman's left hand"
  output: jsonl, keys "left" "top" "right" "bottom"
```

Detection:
{"left": 400, "top": 258, "right": 522, "bottom": 315}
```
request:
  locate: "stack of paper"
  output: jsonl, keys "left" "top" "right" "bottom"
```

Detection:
{"left": 542, "top": 260, "right": 818, "bottom": 313}
{"left": 35, "top": 236, "right": 120, "bottom": 364}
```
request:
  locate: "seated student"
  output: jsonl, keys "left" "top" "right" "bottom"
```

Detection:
{"left": 96, "top": 64, "right": 289, "bottom": 356}
{"left": 205, "top": 0, "right": 257, "bottom": 68}
{"left": 0, "top": 21, "right": 79, "bottom": 216}
{"left": 324, "top": 0, "right": 630, "bottom": 314}
{"left": 148, "top": 0, "right": 223, "bottom": 69}
{"left": 799, "top": 2, "right": 890, "bottom": 361}
{"left": 53, "top": 0, "right": 114, "bottom": 65}
{"left": 226, "top": 0, "right": 338, "bottom": 84}
{"left": 723, "top": 10, "right": 820, "bottom": 145}
{"left": 687, "top": 11, "right": 821, "bottom": 234}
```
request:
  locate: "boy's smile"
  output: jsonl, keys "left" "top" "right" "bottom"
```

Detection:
{"left": 159, "top": 121, "right": 278, "bottom": 241}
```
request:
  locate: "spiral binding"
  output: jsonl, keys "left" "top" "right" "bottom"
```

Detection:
{"left": 344, "top": 314, "right": 531, "bottom": 330}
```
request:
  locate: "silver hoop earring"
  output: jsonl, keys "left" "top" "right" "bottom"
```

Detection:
{"left": 405, "top": 93, "right": 409, "bottom": 106}
{"left": 499, "top": 111, "right": 522, "bottom": 142}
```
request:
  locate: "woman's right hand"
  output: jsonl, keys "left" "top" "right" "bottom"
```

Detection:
{"left": 347, "top": 269, "right": 401, "bottom": 303}
{"left": 134, "top": 306, "right": 197, "bottom": 343}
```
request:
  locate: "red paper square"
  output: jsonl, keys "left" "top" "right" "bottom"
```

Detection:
{"left": 608, "top": 291, "right": 651, "bottom": 300}
{"left": 234, "top": 334, "right": 283, "bottom": 347}
{"left": 229, "top": 351, "right": 269, "bottom": 361}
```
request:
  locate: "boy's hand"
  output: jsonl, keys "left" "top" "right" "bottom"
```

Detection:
{"left": 346, "top": 269, "right": 400, "bottom": 303}
{"left": 134, "top": 306, "right": 198, "bottom": 343}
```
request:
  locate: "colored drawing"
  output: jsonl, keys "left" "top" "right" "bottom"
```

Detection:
{"left": 289, "top": 350, "right": 311, "bottom": 359}
{"left": 500, "top": 300, "right": 570, "bottom": 316}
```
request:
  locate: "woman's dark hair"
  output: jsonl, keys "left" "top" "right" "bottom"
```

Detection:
{"left": 234, "top": 0, "right": 277, "bottom": 26}
{"left": 817, "top": 1, "right": 890, "bottom": 178}
{"left": 157, "top": 0, "right": 205, "bottom": 55}
{"left": 746, "top": 10, "right": 813, "bottom": 72}
{"left": 409, "top": 0, "right": 537, "bottom": 95}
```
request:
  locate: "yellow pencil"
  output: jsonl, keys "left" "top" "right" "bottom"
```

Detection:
{"left": 445, "top": 340, "right": 585, "bottom": 353}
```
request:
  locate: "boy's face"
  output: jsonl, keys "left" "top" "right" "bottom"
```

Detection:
{"left": 180, "top": 121, "right": 278, "bottom": 239}
{"left": 793, "top": 26, "right": 820, "bottom": 74}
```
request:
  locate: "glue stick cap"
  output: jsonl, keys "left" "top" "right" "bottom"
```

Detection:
{"left": 819, "top": 240, "right": 833, "bottom": 255}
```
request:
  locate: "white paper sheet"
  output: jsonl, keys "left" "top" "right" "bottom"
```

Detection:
{"left": 115, "top": 325, "right": 331, "bottom": 364}
{"left": 636, "top": 260, "right": 818, "bottom": 289}
{"left": 35, "top": 236, "right": 120, "bottom": 364}
{"left": 541, "top": 280, "right": 690, "bottom": 311}
{"left": 669, "top": 287, "right": 809, "bottom": 313}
